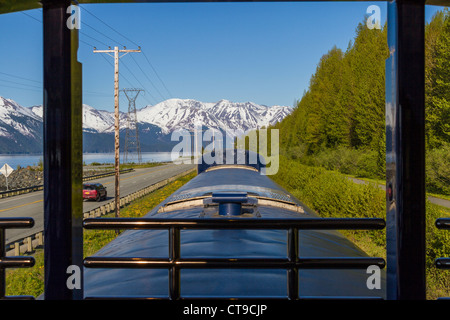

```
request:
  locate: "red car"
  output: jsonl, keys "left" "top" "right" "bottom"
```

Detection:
{"left": 83, "top": 183, "right": 107, "bottom": 201}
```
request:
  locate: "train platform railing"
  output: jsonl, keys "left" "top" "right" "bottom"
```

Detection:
{"left": 435, "top": 218, "right": 450, "bottom": 300}
{"left": 3, "top": 167, "right": 196, "bottom": 258}
{"left": 0, "top": 218, "right": 35, "bottom": 300}
{"left": 83, "top": 217, "right": 386, "bottom": 300}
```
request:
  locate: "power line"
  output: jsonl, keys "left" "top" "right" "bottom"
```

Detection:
{"left": 81, "top": 5, "right": 140, "bottom": 48}
{"left": 129, "top": 54, "right": 166, "bottom": 101}
{"left": 80, "top": 4, "right": 173, "bottom": 100}
{"left": 120, "top": 59, "right": 157, "bottom": 105}
{"left": 82, "top": 20, "right": 125, "bottom": 47}
{"left": 141, "top": 50, "right": 173, "bottom": 98}
{"left": 20, "top": 11, "right": 40, "bottom": 23}
{"left": 20, "top": 5, "right": 173, "bottom": 103}
{"left": 0, "top": 83, "right": 41, "bottom": 93}
{"left": 81, "top": 32, "right": 109, "bottom": 47}
{"left": 0, "top": 71, "right": 41, "bottom": 84}
{"left": 0, "top": 78, "right": 41, "bottom": 89}
{"left": 80, "top": 39, "right": 96, "bottom": 48}
{"left": 20, "top": 9, "right": 111, "bottom": 49}
{"left": 99, "top": 54, "right": 135, "bottom": 89}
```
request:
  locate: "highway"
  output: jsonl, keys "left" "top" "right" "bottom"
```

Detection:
{"left": 0, "top": 163, "right": 195, "bottom": 245}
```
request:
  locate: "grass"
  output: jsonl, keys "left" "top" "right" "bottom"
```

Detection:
{"left": 117, "top": 161, "right": 168, "bottom": 170}
{"left": 5, "top": 170, "right": 196, "bottom": 298}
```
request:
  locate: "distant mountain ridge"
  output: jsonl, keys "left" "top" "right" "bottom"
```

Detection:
{"left": 136, "top": 98, "right": 291, "bottom": 135}
{"left": 0, "top": 96, "right": 291, "bottom": 154}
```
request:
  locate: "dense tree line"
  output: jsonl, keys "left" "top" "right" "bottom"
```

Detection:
{"left": 272, "top": 10, "right": 449, "bottom": 194}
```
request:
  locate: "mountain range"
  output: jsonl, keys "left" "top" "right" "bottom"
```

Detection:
{"left": 0, "top": 96, "right": 291, "bottom": 154}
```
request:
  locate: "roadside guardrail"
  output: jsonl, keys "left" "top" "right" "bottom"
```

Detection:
{"left": 0, "top": 168, "right": 134, "bottom": 199}
{"left": 4, "top": 167, "right": 196, "bottom": 256}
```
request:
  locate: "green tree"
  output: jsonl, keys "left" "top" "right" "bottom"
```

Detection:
{"left": 428, "top": 9, "right": 450, "bottom": 147}
{"left": 346, "top": 22, "right": 388, "bottom": 149}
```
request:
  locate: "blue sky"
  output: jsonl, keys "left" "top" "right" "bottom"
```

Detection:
{"left": 0, "top": 2, "right": 446, "bottom": 111}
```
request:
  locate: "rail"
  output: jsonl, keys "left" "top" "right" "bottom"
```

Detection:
{"left": 83, "top": 217, "right": 386, "bottom": 300}
{"left": 435, "top": 218, "right": 450, "bottom": 299}
{"left": 3, "top": 166, "right": 196, "bottom": 256}
{"left": 0, "top": 218, "right": 35, "bottom": 300}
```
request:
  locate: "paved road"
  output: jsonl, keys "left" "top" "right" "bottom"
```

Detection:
{"left": 0, "top": 163, "right": 195, "bottom": 245}
{"left": 348, "top": 177, "right": 450, "bottom": 208}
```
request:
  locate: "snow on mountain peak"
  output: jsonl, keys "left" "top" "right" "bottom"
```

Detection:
{"left": 0, "top": 97, "right": 42, "bottom": 138}
{"left": 137, "top": 98, "right": 291, "bottom": 135}
{"left": 1, "top": 96, "right": 291, "bottom": 139}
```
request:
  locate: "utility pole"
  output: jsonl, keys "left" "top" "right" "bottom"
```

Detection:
{"left": 93, "top": 46, "right": 141, "bottom": 218}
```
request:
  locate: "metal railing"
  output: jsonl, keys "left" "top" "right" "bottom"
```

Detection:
{"left": 0, "top": 218, "right": 35, "bottom": 300}
{"left": 83, "top": 217, "right": 386, "bottom": 300}
{"left": 3, "top": 167, "right": 196, "bottom": 257}
{"left": 435, "top": 218, "right": 450, "bottom": 299}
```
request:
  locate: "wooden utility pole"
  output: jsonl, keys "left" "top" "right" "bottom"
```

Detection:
{"left": 93, "top": 46, "right": 141, "bottom": 218}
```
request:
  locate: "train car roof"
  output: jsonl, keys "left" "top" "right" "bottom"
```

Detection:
{"left": 151, "top": 164, "right": 312, "bottom": 216}
{"left": 84, "top": 165, "right": 386, "bottom": 299}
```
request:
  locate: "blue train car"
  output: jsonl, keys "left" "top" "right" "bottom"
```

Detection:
{"left": 83, "top": 153, "right": 386, "bottom": 299}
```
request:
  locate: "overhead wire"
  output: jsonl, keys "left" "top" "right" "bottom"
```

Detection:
{"left": 20, "top": 6, "right": 171, "bottom": 105}
{"left": 0, "top": 71, "right": 41, "bottom": 84}
{"left": 141, "top": 50, "right": 173, "bottom": 99}
{"left": 98, "top": 53, "right": 139, "bottom": 93}
{"left": 0, "top": 82, "right": 41, "bottom": 93}
{"left": 81, "top": 5, "right": 141, "bottom": 48}
{"left": 80, "top": 4, "right": 173, "bottom": 100}
{"left": 21, "top": 10, "right": 110, "bottom": 49}
{"left": 120, "top": 59, "right": 157, "bottom": 105}
{"left": 82, "top": 20, "right": 126, "bottom": 47}
{"left": 129, "top": 54, "right": 166, "bottom": 101}
{"left": 81, "top": 32, "right": 109, "bottom": 47}
{"left": 0, "top": 78, "right": 41, "bottom": 89}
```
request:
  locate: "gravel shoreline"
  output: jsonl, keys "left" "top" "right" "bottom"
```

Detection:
{"left": 0, "top": 165, "right": 113, "bottom": 192}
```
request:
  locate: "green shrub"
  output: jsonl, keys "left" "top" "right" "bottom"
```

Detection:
{"left": 273, "top": 156, "right": 450, "bottom": 298}
{"left": 273, "top": 155, "right": 386, "bottom": 250}
{"left": 287, "top": 146, "right": 383, "bottom": 180}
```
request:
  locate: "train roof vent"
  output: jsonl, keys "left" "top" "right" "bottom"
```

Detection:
{"left": 203, "top": 192, "right": 258, "bottom": 216}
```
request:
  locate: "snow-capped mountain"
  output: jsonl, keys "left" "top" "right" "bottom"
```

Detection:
{"left": 29, "top": 103, "right": 129, "bottom": 133}
{"left": 29, "top": 98, "right": 291, "bottom": 135}
{"left": 0, "top": 96, "right": 291, "bottom": 153}
{"left": 0, "top": 97, "right": 42, "bottom": 138}
{"left": 137, "top": 98, "right": 292, "bottom": 135}
{"left": 0, "top": 97, "right": 43, "bottom": 153}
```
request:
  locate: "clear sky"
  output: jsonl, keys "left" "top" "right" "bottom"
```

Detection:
{"left": 0, "top": 2, "right": 446, "bottom": 112}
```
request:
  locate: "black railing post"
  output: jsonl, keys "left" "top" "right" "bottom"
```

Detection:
{"left": 0, "top": 218, "right": 35, "bottom": 299}
{"left": 385, "top": 0, "right": 426, "bottom": 300}
{"left": 169, "top": 227, "right": 180, "bottom": 300}
{"left": 0, "top": 227, "right": 5, "bottom": 299}
{"left": 42, "top": 0, "right": 83, "bottom": 300}
{"left": 287, "top": 227, "right": 299, "bottom": 300}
